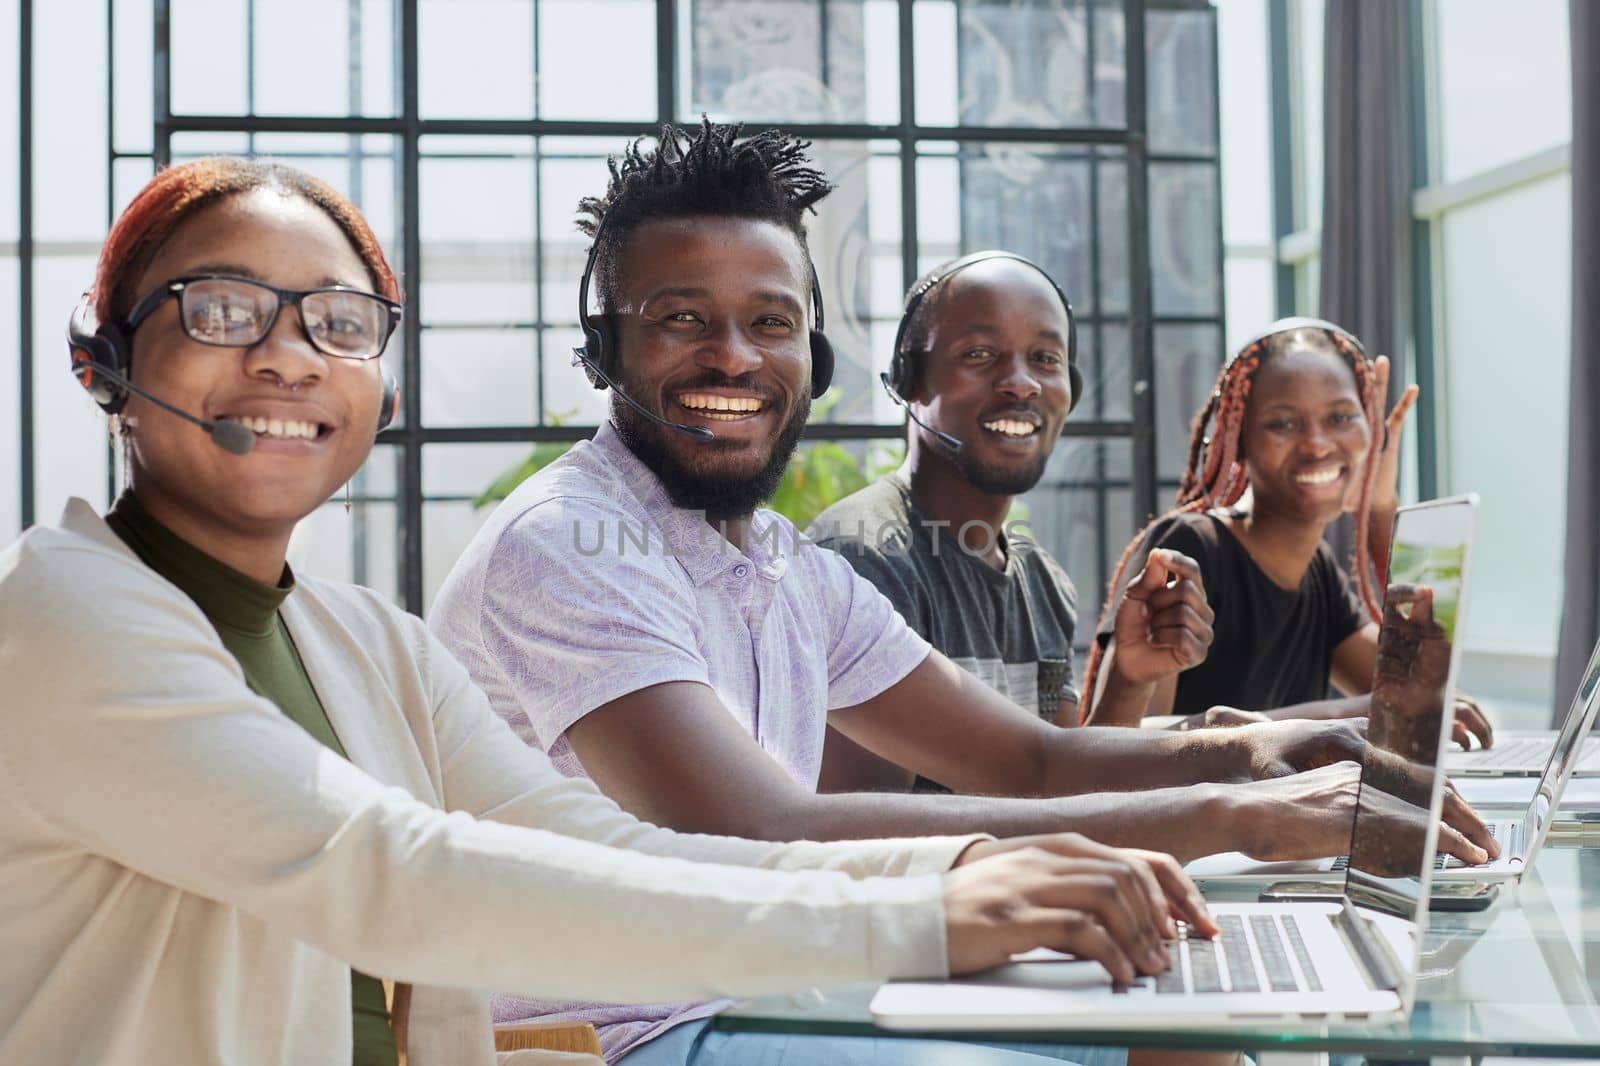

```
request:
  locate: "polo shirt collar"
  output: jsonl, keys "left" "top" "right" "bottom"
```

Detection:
{"left": 589, "top": 420, "right": 789, "bottom": 586}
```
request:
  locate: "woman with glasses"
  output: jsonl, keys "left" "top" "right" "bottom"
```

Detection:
{"left": 0, "top": 157, "right": 1213, "bottom": 1066}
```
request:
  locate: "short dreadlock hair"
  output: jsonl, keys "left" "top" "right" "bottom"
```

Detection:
{"left": 577, "top": 119, "right": 833, "bottom": 314}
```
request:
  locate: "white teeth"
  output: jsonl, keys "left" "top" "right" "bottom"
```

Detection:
{"left": 678, "top": 393, "right": 762, "bottom": 413}
{"left": 230, "top": 416, "right": 320, "bottom": 440}
{"left": 1296, "top": 467, "right": 1342, "bottom": 486}
{"left": 982, "top": 419, "right": 1038, "bottom": 438}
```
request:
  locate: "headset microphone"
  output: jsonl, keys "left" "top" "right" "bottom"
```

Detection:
{"left": 570, "top": 347, "right": 715, "bottom": 443}
{"left": 878, "top": 373, "right": 963, "bottom": 454}
{"left": 78, "top": 359, "right": 257, "bottom": 456}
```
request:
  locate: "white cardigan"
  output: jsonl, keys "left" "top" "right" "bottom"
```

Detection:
{"left": 0, "top": 501, "right": 977, "bottom": 1066}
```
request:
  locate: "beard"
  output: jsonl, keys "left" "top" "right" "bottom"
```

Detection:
{"left": 955, "top": 446, "right": 1051, "bottom": 496}
{"left": 611, "top": 377, "right": 812, "bottom": 522}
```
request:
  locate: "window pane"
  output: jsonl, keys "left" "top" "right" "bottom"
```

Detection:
{"left": 1152, "top": 322, "right": 1221, "bottom": 483}
{"left": 1147, "top": 7, "right": 1217, "bottom": 155}
{"left": 423, "top": 328, "right": 539, "bottom": 427}
{"left": 541, "top": 0, "right": 655, "bottom": 120}
{"left": 914, "top": 0, "right": 1121, "bottom": 130}
{"left": 423, "top": 443, "right": 547, "bottom": 610}
{"left": 1020, "top": 438, "right": 1135, "bottom": 653}
{"left": 33, "top": 255, "right": 111, "bottom": 520}
{"left": 0, "top": 0, "right": 14, "bottom": 244}
{"left": 1436, "top": 0, "right": 1570, "bottom": 182}
{"left": 1223, "top": 255, "right": 1275, "bottom": 354}
{"left": 1216, "top": 0, "right": 1272, "bottom": 247}
{"left": 684, "top": 0, "right": 898, "bottom": 124}
{"left": 917, "top": 142, "right": 1096, "bottom": 311}
{"left": 807, "top": 140, "right": 903, "bottom": 424}
{"left": 1150, "top": 162, "right": 1221, "bottom": 315}
{"left": 113, "top": 0, "right": 155, "bottom": 153}
{"left": 419, "top": 139, "right": 535, "bottom": 427}
{"left": 287, "top": 444, "right": 402, "bottom": 602}
{"left": 170, "top": 0, "right": 248, "bottom": 114}
{"left": 35, "top": 0, "right": 107, "bottom": 243}
{"left": 1440, "top": 173, "right": 1569, "bottom": 659}
{"left": 420, "top": 0, "right": 534, "bottom": 118}
{"left": 1089, "top": 322, "right": 1133, "bottom": 422}
{"left": 1292, "top": 0, "right": 1323, "bottom": 232}
{"left": 0, "top": 256, "right": 17, "bottom": 541}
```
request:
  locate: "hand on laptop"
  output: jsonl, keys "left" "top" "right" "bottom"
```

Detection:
{"left": 1451, "top": 693, "right": 1494, "bottom": 749}
{"left": 1229, "top": 762, "right": 1493, "bottom": 867}
{"left": 944, "top": 833, "right": 1215, "bottom": 980}
{"left": 1173, "top": 705, "right": 1270, "bottom": 731}
{"left": 1232, "top": 717, "right": 1367, "bottom": 780}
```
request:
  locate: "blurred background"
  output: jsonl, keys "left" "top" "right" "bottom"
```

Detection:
{"left": 0, "top": 0, "right": 1574, "bottom": 726}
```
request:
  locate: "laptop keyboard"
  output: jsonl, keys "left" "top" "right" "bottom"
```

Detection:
{"left": 1152, "top": 915, "right": 1322, "bottom": 995}
{"left": 1327, "top": 820, "right": 1505, "bottom": 872}
{"left": 1469, "top": 736, "right": 1600, "bottom": 769}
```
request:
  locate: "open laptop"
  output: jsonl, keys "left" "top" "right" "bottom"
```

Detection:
{"left": 1431, "top": 633, "right": 1600, "bottom": 882}
{"left": 868, "top": 500, "right": 1473, "bottom": 1031}
{"left": 1184, "top": 496, "right": 1478, "bottom": 884}
{"left": 1445, "top": 727, "right": 1600, "bottom": 778}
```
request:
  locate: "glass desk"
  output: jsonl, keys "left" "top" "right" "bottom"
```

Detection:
{"left": 717, "top": 841, "right": 1600, "bottom": 1065}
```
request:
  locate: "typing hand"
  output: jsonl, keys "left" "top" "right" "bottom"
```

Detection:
{"left": 955, "top": 833, "right": 1217, "bottom": 939}
{"left": 1174, "top": 705, "right": 1270, "bottom": 731}
{"left": 943, "top": 836, "right": 1212, "bottom": 980}
{"left": 1109, "top": 548, "right": 1215, "bottom": 685}
{"left": 1452, "top": 693, "right": 1495, "bottom": 750}
{"left": 1236, "top": 717, "right": 1368, "bottom": 780}
{"left": 1230, "top": 762, "right": 1492, "bottom": 868}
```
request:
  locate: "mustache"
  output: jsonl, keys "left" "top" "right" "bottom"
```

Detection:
{"left": 977, "top": 404, "right": 1043, "bottom": 421}
{"left": 672, "top": 372, "right": 775, "bottom": 398}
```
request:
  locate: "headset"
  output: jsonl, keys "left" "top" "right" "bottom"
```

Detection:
{"left": 67, "top": 294, "right": 400, "bottom": 450}
{"left": 1231, "top": 315, "right": 1368, "bottom": 364}
{"left": 571, "top": 207, "right": 836, "bottom": 402}
{"left": 884, "top": 249, "right": 1083, "bottom": 412}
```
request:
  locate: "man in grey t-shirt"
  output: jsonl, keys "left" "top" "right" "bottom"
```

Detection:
{"left": 812, "top": 253, "right": 1211, "bottom": 792}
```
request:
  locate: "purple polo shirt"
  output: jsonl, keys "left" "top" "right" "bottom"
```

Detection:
{"left": 427, "top": 420, "right": 931, "bottom": 1061}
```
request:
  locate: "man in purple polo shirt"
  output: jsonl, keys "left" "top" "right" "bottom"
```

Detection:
{"left": 429, "top": 122, "right": 1493, "bottom": 1065}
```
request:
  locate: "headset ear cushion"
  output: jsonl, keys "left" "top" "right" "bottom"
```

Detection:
{"left": 69, "top": 317, "right": 132, "bottom": 414}
{"left": 809, "top": 330, "right": 834, "bottom": 396}
{"left": 1067, "top": 362, "right": 1085, "bottom": 414}
{"left": 376, "top": 371, "right": 400, "bottom": 432}
{"left": 582, "top": 315, "right": 619, "bottom": 391}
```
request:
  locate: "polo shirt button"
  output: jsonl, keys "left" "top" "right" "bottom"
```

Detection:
{"left": 733, "top": 564, "right": 750, "bottom": 579}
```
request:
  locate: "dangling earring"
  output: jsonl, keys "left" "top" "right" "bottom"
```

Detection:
{"left": 344, "top": 480, "right": 352, "bottom": 515}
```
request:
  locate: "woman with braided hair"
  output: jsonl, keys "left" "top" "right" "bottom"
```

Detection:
{"left": 1080, "top": 318, "right": 1493, "bottom": 750}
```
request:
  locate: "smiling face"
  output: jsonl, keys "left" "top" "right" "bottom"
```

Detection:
{"left": 122, "top": 188, "right": 386, "bottom": 542}
{"left": 906, "top": 259, "right": 1074, "bottom": 495}
{"left": 1240, "top": 343, "right": 1372, "bottom": 525}
{"left": 607, "top": 215, "right": 814, "bottom": 519}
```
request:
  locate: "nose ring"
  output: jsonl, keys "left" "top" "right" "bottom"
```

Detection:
{"left": 273, "top": 374, "right": 302, "bottom": 392}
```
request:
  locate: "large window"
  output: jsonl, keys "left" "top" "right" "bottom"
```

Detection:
{"left": 1262, "top": 0, "right": 1573, "bottom": 724}
{"left": 11, "top": 0, "right": 1225, "bottom": 660}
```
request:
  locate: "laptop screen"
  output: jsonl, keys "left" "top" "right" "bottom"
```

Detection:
{"left": 1522, "top": 635, "right": 1600, "bottom": 862}
{"left": 1343, "top": 495, "right": 1478, "bottom": 924}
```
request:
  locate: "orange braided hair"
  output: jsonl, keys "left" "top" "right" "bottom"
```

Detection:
{"left": 1079, "top": 323, "right": 1386, "bottom": 721}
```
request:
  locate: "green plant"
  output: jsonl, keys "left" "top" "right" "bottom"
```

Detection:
{"left": 473, "top": 391, "right": 906, "bottom": 526}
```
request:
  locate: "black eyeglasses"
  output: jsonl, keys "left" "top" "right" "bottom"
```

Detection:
{"left": 124, "top": 274, "right": 403, "bottom": 361}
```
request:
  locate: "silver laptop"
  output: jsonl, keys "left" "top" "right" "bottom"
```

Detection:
{"left": 868, "top": 503, "right": 1473, "bottom": 1031}
{"left": 1445, "top": 730, "right": 1600, "bottom": 778}
{"left": 1432, "top": 634, "right": 1600, "bottom": 882}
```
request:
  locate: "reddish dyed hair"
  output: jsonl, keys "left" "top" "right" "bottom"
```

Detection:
{"left": 91, "top": 156, "right": 400, "bottom": 323}
{"left": 1079, "top": 325, "right": 1386, "bottom": 720}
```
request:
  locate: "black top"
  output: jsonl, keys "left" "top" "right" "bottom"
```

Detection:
{"left": 1095, "top": 510, "right": 1369, "bottom": 717}
{"left": 811, "top": 470, "right": 1079, "bottom": 723}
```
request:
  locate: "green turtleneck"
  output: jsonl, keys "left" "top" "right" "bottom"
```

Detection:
{"left": 105, "top": 492, "right": 399, "bottom": 1066}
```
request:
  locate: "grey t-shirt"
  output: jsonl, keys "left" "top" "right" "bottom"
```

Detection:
{"left": 810, "top": 472, "right": 1079, "bottom": 723}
